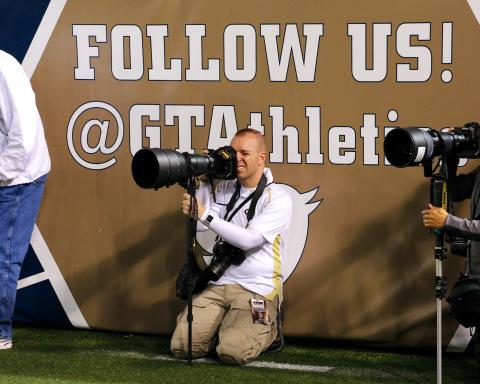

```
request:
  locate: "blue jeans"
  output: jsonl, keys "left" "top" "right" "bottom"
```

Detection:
{"left": 0, "top": 174, "right": 47, "bottom": 339}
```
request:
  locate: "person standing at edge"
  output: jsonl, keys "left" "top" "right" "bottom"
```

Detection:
{"left": 421, "top": 158, "right": 480, "bottom": 362}
{"left": 0, "top": 50, "right": 50, "bottom": 350}
{"left": 171, "top": 128, "right": 292, "bottom": 365}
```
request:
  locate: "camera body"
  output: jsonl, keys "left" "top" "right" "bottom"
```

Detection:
{"left": 447, "top": 235, "right": 469, "bottom": 257}
{"left": 175, "top": 241, "right": 246, "bottom": 300}
{"left": 205, "top": 241, "right": 246, "bottom": 281}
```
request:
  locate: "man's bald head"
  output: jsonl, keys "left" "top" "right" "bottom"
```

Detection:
{"left": 233, "top": 128, "right": 267, "bottom": 153}
{"left": 230, "top": 129, "right": 267, "bottom": 187}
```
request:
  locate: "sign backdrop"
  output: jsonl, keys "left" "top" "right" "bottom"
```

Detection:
{"left": 4, "top": 0, "right": 480, "bottom": 350}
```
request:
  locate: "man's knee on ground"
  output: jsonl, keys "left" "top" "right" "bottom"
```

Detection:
{"left": 216, "top": 341, "right": 258, "bottom": 366}
{"left": 170, "top": 336, "right": 209, "bottom": 359}
{"left": 170, "top": 323, "right": 212, "bottom": 359}
{"left": 170, "top": 333, "right": 187, "bottom": 359}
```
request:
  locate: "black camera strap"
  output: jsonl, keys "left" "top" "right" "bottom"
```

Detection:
{"left": 223, "top": 173, "right": 268, "bottom": 224}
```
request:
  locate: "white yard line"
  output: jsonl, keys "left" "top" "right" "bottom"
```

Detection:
{"left": 102, "top": 350, "right": 335, "bottom": 373}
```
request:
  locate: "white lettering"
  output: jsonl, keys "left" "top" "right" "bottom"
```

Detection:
{"left": 67, "top": 102, "right": 124, "bottom": 170}
{"left": 224, "top": 25, "right": 256, "bottom": 81}
{"left": 147, "top": 25, "right": 182, "bottom": 81}
{"left": 73, "top": 25, "right": 107, "bottom": 80}
{"left": 269, "top": 106, "right": 301, "bottom": 163}
{"left": 111, "top": 25, "right": 144, "bottom": 80}
{"left": 129, "top": 104, "right": 161, "bottom": 155}
{"left": 185, "top": 25, "right": 220, "bottom": 81}
{"left": 396, "top": 23, "right": 432, "bottom": 82}
{"left": 348, "top": 23, "right": 392, "bottom": 82}
{"left": 261, "top": 24, "right": 323, "bottom": 82}
{"left": 305, "top": 106, "right": 324, "bottom": 164}
{"left": 361, "top": 114, "right": 379, "bottom": 165}
{"left": 329, "top": 126, "right": 356, "bottom": 164}
{"left": 207, "top": 106, "right": 238, "bottom": 148}
{"left": 164, "top": 105, "right": 205, "bottom": 153}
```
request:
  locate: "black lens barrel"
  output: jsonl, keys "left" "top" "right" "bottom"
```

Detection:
{"left": 384, "top": 128, "right": 437, "bottom": 167}
{"left": 131, "top": 148, "right": 189, "bottom": 188}
{"left": 131, "top": 146, "right": 236, "bottom": 189}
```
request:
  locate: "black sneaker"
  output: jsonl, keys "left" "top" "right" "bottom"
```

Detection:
{"left": 266, "top": 308, "right": 284, "bottom": 353}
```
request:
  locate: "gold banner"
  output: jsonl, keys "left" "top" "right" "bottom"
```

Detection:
{"left": 31, "top": 0, "right": 480, "bottom": 347}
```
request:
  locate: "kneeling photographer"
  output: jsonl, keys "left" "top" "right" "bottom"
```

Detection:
{"left": 170, "top": 128, "right": 292, "bottom": 365}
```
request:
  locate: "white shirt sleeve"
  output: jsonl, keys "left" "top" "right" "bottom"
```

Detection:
{"left": 0, "top": 55, "right": 38, "bottom": 181}
{"left": 197, "top": 183, "right": 292, "bottom": 250}
{"left": 199, "top": 210, "right": 265, "bottom": 250}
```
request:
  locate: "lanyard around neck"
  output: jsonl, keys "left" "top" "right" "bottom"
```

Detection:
{"left": 223, "top": 173, "right": 268, "bottom": 224}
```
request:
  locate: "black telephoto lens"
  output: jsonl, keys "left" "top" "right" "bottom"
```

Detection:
{"left": 132, "top": 149, "right": 189, "bottom": 189}
{"left": 384, "top": 124, "right": 480, "bottom": 168}
{"left": 131, "top": 146, "right": 237, "bottom": 189}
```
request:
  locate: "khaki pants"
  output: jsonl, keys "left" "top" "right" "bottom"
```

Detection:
{"left": 170, "top": 284, "right": 278, "bottom": 365}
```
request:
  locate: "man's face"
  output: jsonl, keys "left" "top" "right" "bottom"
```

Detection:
{"left": 230, "top": 134, "right": 266, "bottom": 186}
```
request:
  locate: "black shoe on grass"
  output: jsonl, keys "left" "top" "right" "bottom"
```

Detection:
{"left": 473, "top": 328, "right": 480, "bottom": 364}
{"left": 266, "top": 309, "right": 284, "bottom": 353}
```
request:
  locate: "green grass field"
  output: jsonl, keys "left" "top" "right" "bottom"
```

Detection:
{"left": 0, "top": 326, "right": 478, "bottom": 384}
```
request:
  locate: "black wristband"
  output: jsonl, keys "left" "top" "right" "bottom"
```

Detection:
{"left": 203, "top": 214, "right": 214, "bottom": 226}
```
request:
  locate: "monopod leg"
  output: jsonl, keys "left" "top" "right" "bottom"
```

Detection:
{"left": 434, "top": 242, "right": 447, "bottom": 384}
{"left": 185, "top": 178, "right": 197, "bottom": 366}
{"left": 431, "top": 174, "right": 448, "bottom": 384}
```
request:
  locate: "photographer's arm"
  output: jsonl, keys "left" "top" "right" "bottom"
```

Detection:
{"left": 200, "top": 185, "right": 293, "bottom": 250}
{"left": 181, "top": 190, "right": 264, "bottom": 248}
{"left": 181, "top": 180, "right": 222, "bottom": 231}
{"left": 199, "top": 213, "right": 265, "bottom": 250}
{"left": 444, "top": 215, "right": 480, "bottom": 241}
{"left": 421, "top": 204, "right": 480, "bottom": 240}
{"left": 182, "top": 182, "right": 258, "bottom": 245}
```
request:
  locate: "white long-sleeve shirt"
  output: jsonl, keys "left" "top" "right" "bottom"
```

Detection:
{"left": 0, "top": 50, "right": 50, "bottom": 186}
{"left": 197, "top": 168, "right": 292, "bottom": 300}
